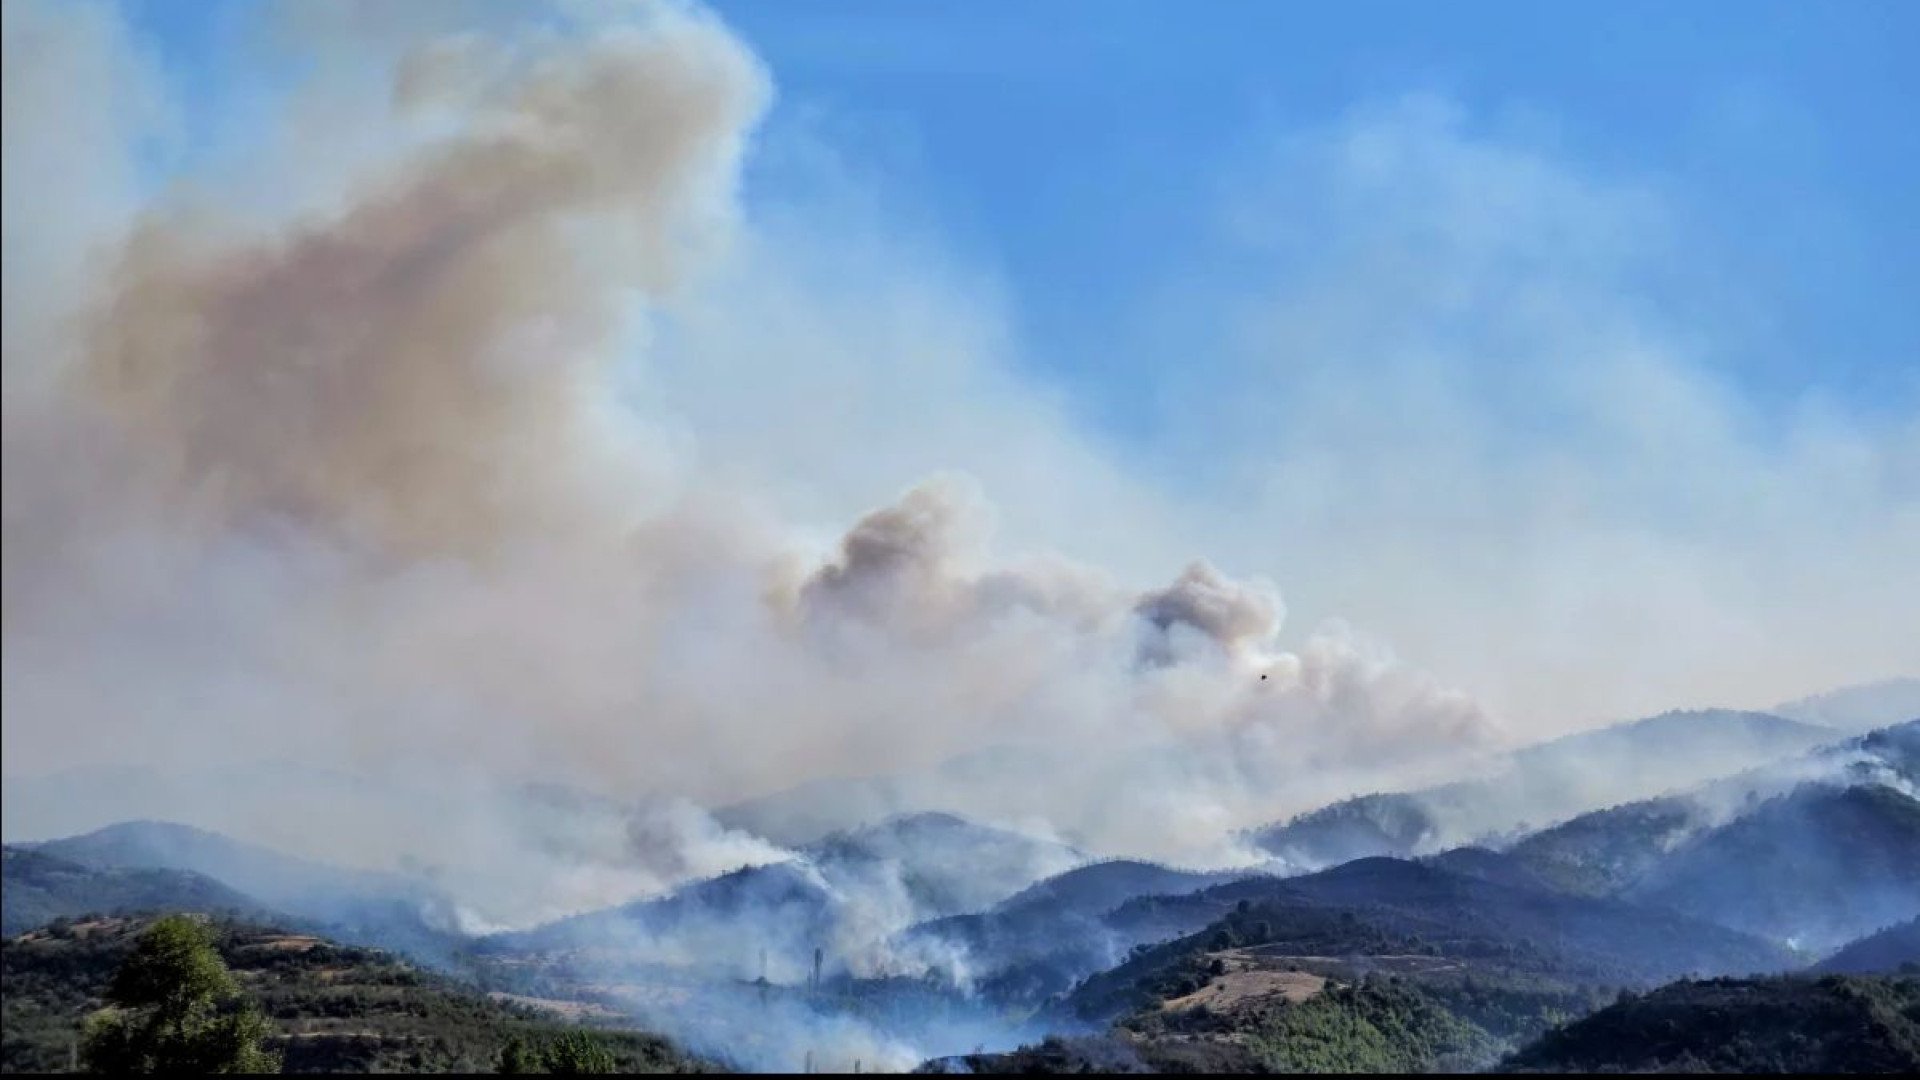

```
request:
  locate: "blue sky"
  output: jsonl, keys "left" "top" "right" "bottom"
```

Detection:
{"left": 124, "top": 0, "right": 1918, "bottom": 446}
{"left": 718, "top": 0, "right": 1920, "bottom": 432}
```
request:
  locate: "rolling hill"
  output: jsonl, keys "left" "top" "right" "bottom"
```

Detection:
{"left": 1498, "top": 796, "right": 1710, "bottom": 897}
{"left": 0, "top": 914, "right": 707, "bottom": 1074}
{"left": 1436, "top": 721, "right": 1920, "bottom": 953}
{"left": 896, "top": 859, "right": 1253, "bottom": 1003}
{"left": 1814, "top": 917, "right": 1920, "bottom": 975}
{"left": 1248, "top": 709, "right": 1834, "bottom": 868}
{"left": 1065, "top": 856, "right": 1794, "bottom": 1024}
{"left": 938, "top": 847, "right": 1796, "bottom": 1075}
{"left": 23, "top": 821, "right": 466, "bottom": 964}
{"left": 1774, "top": 677, "right": 1920, "bottom": 734}
{"left": 803, "top": 811, "right": 1084, "bottom": 919}
{"left": 1, "top": 847, "right": 278, "bottom": 936}
{"left": 1282, "top": 857, "right": 1792, "bottom": 980}
{"left": 30, "top": 820, "right": 431, "bottom": 921}
{"left": 933, "top": 852, "right": 1803, "bottom": 1075}
{"left": 490, "top": 812, "right": 1081, "bottom": 987}
{"left": 1499, "top": 975, "right": 1920, "bottom": 1073}
{"left": 1626, "top": 783, "right": 1920, "bottom": 953}
{"left": 991, "top": 859, "right": 1248, "bottom": 921}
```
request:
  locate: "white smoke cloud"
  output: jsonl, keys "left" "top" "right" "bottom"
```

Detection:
{"left": 1176, "top": 94, "right": 1920, "bottom": 728}
{"left": 0, "top": 0, "right": 1500, "bottom": 907}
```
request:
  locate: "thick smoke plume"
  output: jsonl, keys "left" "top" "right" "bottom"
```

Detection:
{"left": 83, "top": 24, "right": 752, "bottom": 557}
{"left": 2, "top": 0, "right": 1502, "bottom": 904}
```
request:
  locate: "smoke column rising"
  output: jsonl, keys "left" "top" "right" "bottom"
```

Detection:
{"left": 1, "top": 0, "right": 1501, "bottom": 897}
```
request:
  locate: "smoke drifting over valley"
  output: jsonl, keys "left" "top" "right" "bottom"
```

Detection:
{"left": 2, "top": 0, "right": 1917, "bottom": 1069}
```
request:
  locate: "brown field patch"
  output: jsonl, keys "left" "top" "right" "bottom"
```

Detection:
{"left": 1162, "top": 967, "right": 1326, "bottom": 1013}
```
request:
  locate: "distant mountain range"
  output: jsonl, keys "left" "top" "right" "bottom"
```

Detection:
{"left": 2, "top": 846, "right": 273, "bottom": 935}
{"left": 8, "top": 820, "right": 465, "bottom": 962}
{"left": 1813, "top": 917, "right": 1920, "bottom": 975}
{"left": 4, "top": 682, "right": 1915, "bottom": 1074}
{"left": 1465, "top": 721, "right": 1920, "bottom": 953}
{"left": 28, "top": 820, "right": 428, "bottom": 918}
{"left": 1773, "top": 676, "right": 1920, "bottom": 733}
{"left": 1248, "top": 709, "right": 1838, "bottom": 868}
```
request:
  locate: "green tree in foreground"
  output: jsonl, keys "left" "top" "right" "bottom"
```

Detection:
{"left": 499, "top": 1036, "right": 535, "bottom": 1074}
{"left": 80, "top": 915, "right": 280, "bottom": 1074}
{"left": 497, "top": 1030, "right": 619, "bottom": 1074}
{"left": 543, "top": 1031, "right": 619, "bottom": 1074}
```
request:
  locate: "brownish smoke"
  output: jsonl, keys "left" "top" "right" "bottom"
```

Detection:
{"left": 78, "top": 19, "right": 763, "bottom": 560}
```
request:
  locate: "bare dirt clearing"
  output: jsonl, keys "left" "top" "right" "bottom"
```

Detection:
{"left": 1163, "top": 968, "right": 1326, "bottom": 1012}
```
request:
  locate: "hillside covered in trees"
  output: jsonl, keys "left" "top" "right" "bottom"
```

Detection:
{"left": 1, "top": 914, "right": 707, "bottom": 1074}
{"left": 1500, "top": 975, "right": 1920, "bottom": 1073}
{"left": 2, "top": 848, "right": 274, "bottom": 937}
{"left": 1816, "top": 918, "right": 1920, "bottom": 975}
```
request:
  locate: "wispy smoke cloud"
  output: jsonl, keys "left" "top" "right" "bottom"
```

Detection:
{"left": 1178, "top": 95, "right": 1920, "bottom": 726}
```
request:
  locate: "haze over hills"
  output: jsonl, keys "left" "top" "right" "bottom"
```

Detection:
{"left": 897, "top": 859, "right": 1258, "bottom": 1002}
{"left": 1814, "top": 917, "right": 1920, "bottom": 975}
{"left": 28, "top": 821, "right": 434, "bottom": 921}
{"left": 991, "top": 860, "right": 1251, "bottom": 922}
{"left": 1, "top": 847, "right": 274, "bottom": 936}
{"left": 964, "top": 853, "right": 1803, "bottom": 1073}
{"left": 803, "top": 812, "right": 1086, "bottom": 919}
{"left": 1067, "top": 856, "right": 1799, "bottom": 1004}
{"left": 19, "top": 820, "right": 471, "bottom": 963}
{"left": 718, "top": 709, "right": 1843, "bottom": 858}
{"left": 0, "top": 760, "right": 403, "bottom": 851}
{"left": 1246, "top": 709, "right": 1838, "bottom": 869}
{"left": 3, "top": 722, "right": 1914, "bottom": 1071}
{"left": 1472, "top": 721, "right": 1920, "bottom": 952}
{"left": 487, "top": 812, "right": 1084, "bottom": 989}
{"left": 709, "top": 737, "right": 1371, "bottom": 857}
{"left": 1774, "top": 677, "right": 1920, "bottom": 734}
{"left": 1626, "top": 783, "right": 1920, "bottom": 953}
